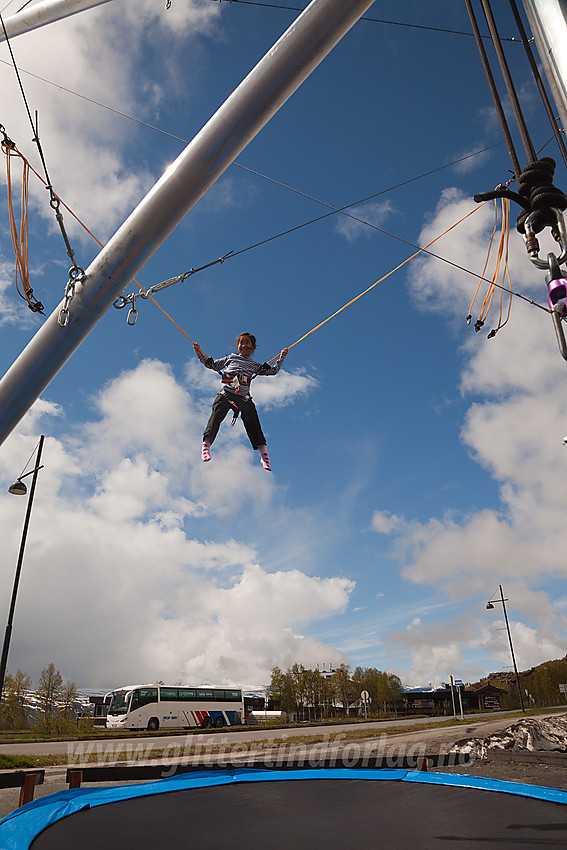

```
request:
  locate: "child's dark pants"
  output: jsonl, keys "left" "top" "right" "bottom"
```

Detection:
{"left": 204, "top": 391, "right": 267, "bottom": 450}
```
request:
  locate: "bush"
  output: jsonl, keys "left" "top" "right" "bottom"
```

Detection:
{"left": 77, "top": 716, "right": 96, "bottom": 733}
{"left": 32, "top": 713, "right": 79, "bottom": 736}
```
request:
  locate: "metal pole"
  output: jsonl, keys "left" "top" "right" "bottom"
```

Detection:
{"left": 0, "top": 0, "right": 375, "bottom": 448}
{"left": 509, "top": 0, "right": 567, "bottom": 170}
{"left": 457, "top": 685, "right": 464, "bottom": 720}
{"left": 480, "top": 0, "right": 536, "bottom": 163}
{"left": 0, "top": 435, "right": 44, "bottom": 706}
{"left": 449, "top": 675, "right": 457, "bottom": 719}
{"left": 522, "top": 0, "right": 567, "bottom": 135}
{"left": 499, "top": 584, "right": 526, "bottom": 712}
{"left": 463, "top": 0, "right": 521, "bottom": 182}
{"left": 0, "top": 0, "right": 113, "bottom": 42}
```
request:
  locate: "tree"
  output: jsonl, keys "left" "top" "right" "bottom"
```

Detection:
{"left": 386, "top": 673, "right": 403, "bottom": 711}
{"left": 60, "top": 681, "right": 79, "bottom": 720}
{"left": 302, "top": 667, "right": 327, "bottom": 720}
{"left": 0, "top": 669, "right": 32, "bottom": 729}
{"left": 36, "top": 663, "right": 63, "bottom": 716}
{"left": 289, "top": 663, "right": 308, "bottom": 720}
{"left": 267, "top": 666, "right": 296, "bottom": 714}
{"left": 333, "top": 664, "right": 357, "bottom": 715}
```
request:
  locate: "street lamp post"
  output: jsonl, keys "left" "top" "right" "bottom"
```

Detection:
{"left": 486, "top": 584, "right": 525, "bottom": 712}
{"left": 0, "top": 435, "right": 44, "bottom": 705}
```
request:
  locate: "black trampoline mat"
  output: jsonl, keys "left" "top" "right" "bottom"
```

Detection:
{"left": 31, "top": 778, "right": 567, "bottom": 849}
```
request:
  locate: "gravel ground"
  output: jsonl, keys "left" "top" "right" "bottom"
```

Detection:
{"left": 441, "top": 755, "right": 567, "bottom": 791}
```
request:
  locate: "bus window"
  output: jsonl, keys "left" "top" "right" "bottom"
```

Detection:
{"left": 196, "top": 689, "right": 214, "bottom": 700}
{"left": 178, "top": 689, "right": 196, "bottom": 700}
{"left": 160, "top": 688, "right": 179, "bottom": 701}
{"left": 224, "top": 690, "right": 242, "bottom": 701}
{"left": 130, "top": 688, "right": 158, "bottom": 711}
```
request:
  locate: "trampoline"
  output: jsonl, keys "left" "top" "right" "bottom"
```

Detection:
{"left": 2, "top": 767, "right": 567, "bottom": 850}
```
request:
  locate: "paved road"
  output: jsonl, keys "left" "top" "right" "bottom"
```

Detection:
{"left": 0, "top": 708, "right": 525, "bottom": 756}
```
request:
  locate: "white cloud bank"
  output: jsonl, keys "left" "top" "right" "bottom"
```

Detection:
{"left": 373, "top": 188, "right": 567, "bottom": 684}
{"left": 0, "top": 0, "right": 221, "bottom": 238}
{"left": 0, "top": 356, "right": 347, "bottom": 689}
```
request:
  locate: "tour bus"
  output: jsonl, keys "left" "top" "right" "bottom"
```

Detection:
{"left": 105, "top": 684, "right": 244, "bottom": 731}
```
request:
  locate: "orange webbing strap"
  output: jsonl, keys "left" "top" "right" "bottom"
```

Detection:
{"left": 5, "top": 142, "right": 195, "bottom": 341}
{"left": 2, "top": 139, "right": 44, "bottom": 313}
{"left": 468, "top": 193, "right": 512, "bottom": 337}
{"left": 268, "top": 202, "right": 489, "bottom": 363}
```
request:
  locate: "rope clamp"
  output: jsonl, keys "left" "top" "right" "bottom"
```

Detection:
{"left": 525, "top": 208, "right": 567, "bottom": 269}
{"left": 0, "top": 125, "right": 15, "bottom": 149}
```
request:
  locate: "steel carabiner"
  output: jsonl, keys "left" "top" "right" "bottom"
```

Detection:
{"left": 525, "top": 208, "right": 567, "bottom": 269}
{"left": 545, "top": 253, "right": 567, "bottom": 362}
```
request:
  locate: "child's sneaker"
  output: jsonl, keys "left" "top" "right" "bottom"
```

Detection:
{"left": 202, "top": 442, "right": 211, "bottom": 462}
{"left": 258, "top": 446, "right": 271, "bottom": 471}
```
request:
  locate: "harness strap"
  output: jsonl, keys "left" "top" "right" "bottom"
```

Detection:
{"left": 221, "top": 372, "right": 252, "bottom": 393}
{"left": 219, "top": 387, "right": 251, "bottom": 425}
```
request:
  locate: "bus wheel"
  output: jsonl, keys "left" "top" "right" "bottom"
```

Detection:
{"left": 214, "top": 716, "right": 225, "bottom": 728}
{"left": 147, "top": 717, "right": 159, "bottom": 732}
{"left": 201, "top": 716, "right": 212, "bottom": 728}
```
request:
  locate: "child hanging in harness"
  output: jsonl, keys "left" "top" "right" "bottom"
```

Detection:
{"left": 193, "top": 332, "right": 289, "bottom": 471}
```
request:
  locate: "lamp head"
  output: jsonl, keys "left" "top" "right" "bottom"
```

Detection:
{"left": 8, "top": 479, "right": 27, "bottom": 496}
{"left": 486, "top": 602, "right": 495, "bottom": 610}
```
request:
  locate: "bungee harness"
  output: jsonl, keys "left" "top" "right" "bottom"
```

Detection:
{"left": 205, "top": 356, "right": 270, "bottom": 424}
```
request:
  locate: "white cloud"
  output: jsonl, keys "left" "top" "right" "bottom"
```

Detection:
{"left": 371, "top": 509, "right": 403, "bottom": 534}
{"left": 451, "top": 144, "right": 493, "bottom": 176}
{"left": 184, "top": 358, "right": 318, "bottom": 411}
{"left": 0, "top": 358, "right": 352, "bottom": 688}
{"left": 0, "top": 0, "right": 225, "bottom": 327}
{"left": 252, "top": 367, "right": 319, "bottom": 409}
{"left": 0, "top": 0, "right": 222, "bottom": 249}
{"left": 335, "top": 201, "right": 396, "bottom": 243}
{"left": 371, "top": 188, "right": 567, "bottom": 683}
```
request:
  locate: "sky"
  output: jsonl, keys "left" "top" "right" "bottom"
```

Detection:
{"left": 0, "top": 0, "right": 567, "bottom": 694}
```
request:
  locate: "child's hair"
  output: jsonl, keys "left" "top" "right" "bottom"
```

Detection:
{"left": 237, "top": 332, "right": 257, "bottom": 351}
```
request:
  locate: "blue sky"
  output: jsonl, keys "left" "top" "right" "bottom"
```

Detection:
{"left": 0, "top": 0, "right": 566, "bottom": 692}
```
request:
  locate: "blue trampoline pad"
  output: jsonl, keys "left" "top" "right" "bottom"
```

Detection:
{"left": 1, "top": 768, "right": 567, "bottom": 850}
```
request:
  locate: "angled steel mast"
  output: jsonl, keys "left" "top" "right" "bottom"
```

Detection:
{"left": 522, "top": 0, "right": 567, "bottom": 135}
{"left": 0, "top": 0, "right": 113, "bottom": 41}
{"left": 0, "top": 0, "right": 375, "bottom": 447}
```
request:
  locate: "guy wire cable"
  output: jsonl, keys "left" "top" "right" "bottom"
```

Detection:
{"left": 212, "top": 0, "right": 521, "bottom": 39}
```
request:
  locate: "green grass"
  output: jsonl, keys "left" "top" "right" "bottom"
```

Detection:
{"left": 0, "top": 706, "right": 562, "bottom": 770}
{"left": 0, "top": 753, "right": 70, "bottom": 769}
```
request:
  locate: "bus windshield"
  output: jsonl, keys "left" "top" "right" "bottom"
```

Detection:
{"left": 107, "top": 690, "right": 132, "bottom": 716}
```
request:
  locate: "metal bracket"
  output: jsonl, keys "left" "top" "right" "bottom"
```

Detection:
{"left": 113, "top": 252, "right": 233, "bottom": 324}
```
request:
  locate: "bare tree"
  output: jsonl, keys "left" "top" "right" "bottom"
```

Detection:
{"left": 0, "top": 669, "right": 32, "bottom": 729}
{"left": 36, "top": 663, "right": 63, "bottom": 716}
{"left": 60, "top": 680, "right": 79, "bottom": 720}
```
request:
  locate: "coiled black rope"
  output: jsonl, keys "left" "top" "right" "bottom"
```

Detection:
{"left": 516, "top": 157, "right": 567, "bottom": 235}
